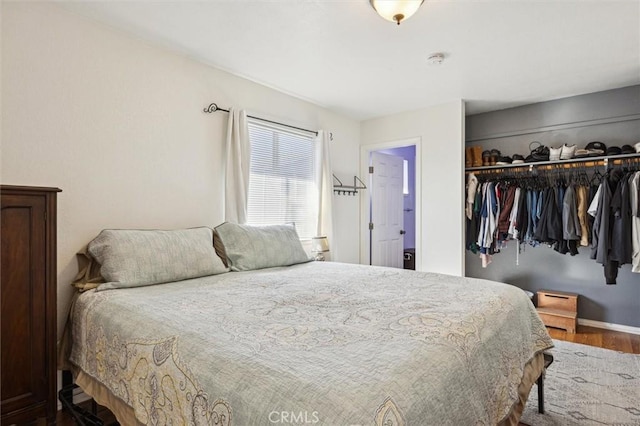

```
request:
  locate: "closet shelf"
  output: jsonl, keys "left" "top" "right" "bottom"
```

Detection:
{"left": 465, "top": 152, "right": 640, "bottom": 173}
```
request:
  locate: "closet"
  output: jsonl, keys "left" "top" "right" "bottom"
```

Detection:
{"left": 464, "top": 85, "right": 640, "bottom": 328}
{"left": 1, "top": 185, "right": 61, "bottom": 425}
{"left": 465, "top": 154, "right": 640, "bottom": 284}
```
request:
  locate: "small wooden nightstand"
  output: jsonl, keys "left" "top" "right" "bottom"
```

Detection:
{"left": 536, "top": 290, "right": 578, "bottom": 333}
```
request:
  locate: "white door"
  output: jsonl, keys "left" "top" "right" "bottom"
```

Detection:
{"left": 370, "top": 151, "right": 404, "bottom": 268}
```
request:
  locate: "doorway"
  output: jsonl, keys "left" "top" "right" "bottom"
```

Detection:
{"left": 360, "top": 138, "right": 420, "bottom": 270}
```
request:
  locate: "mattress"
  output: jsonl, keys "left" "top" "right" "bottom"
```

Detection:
{"left": 68, "top": 261, "right": 553, "bottom": 425}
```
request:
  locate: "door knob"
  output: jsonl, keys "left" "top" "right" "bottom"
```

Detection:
{"left": 400, "top": 230, "right": 406, "bottom": 235}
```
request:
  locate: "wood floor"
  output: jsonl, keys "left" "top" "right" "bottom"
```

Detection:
{"left": 546, "top": 325, "right": 640, "bottom": 354}
{"left": 55, "top": 325, "right": 640, "bottom": 425}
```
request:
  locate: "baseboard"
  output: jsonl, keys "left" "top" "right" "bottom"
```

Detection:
{"left": 578, "top": 318, "right": 640, "bottom": 335}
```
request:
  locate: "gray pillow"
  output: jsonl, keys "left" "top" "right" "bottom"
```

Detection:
{"left": 88, "top": 227, "right": 229, "bottom": 291}
{"left": 214, "top": 223, "right": 311, "bottom": 271}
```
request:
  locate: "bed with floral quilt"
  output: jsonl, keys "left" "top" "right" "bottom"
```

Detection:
{"left": 62, "top": 225, "right": 552, "bottom": 426}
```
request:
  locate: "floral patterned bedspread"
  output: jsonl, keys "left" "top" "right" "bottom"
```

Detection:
{"left": 69, "top": 262, "right": 553, "bottom": 426}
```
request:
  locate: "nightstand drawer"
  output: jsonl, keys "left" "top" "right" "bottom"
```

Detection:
{"left": 536, "top": 290, "right": 578, "bottom": 333}
{"left": 537, "top": 290, "right": 578, "bottom": 312}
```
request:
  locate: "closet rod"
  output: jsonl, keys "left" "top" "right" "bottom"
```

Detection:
{"left": 466, "top": 153, "right": 640, "bottom": 173}
{"left": 204, "top": 102, "right": 324, "bottom": 137}
{"left": 467, "top": 157, "right": 640, "bottom": 176}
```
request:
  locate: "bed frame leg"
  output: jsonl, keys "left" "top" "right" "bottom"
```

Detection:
{"left": 537, "top": 374, "right": 544, "bottom": 414}
{"left": 61, "top": 370, "right": 74, "bottom": 408}
{"left": 58, "top": 370, "right": 105, "bottom": 425}
{"left": 537, "top": 352, "right": 554, "bottom": 414}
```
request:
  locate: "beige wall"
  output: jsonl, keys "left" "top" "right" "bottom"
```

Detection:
{"left": 361, "top": 101, "right": 466, "bottom": 276}
{"left": 1, "top": 2, "right": 361, "bottom": 337}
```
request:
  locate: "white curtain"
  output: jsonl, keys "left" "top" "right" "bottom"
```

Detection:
{"left": 315, "top": 130, "right": 335, "bottom": 258}
{"left": 224, "top": 108, "right": 250, "bottom": 224}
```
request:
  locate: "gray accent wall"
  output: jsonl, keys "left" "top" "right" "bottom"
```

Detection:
{"left": 465, "top": 85, "right": 640, "bottom": 328}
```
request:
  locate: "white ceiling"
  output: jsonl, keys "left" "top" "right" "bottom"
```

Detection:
{"left": 58, "top": 0, "right": 640, "bottom": 120}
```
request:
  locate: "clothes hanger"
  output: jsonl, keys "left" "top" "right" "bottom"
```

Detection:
{"left": 590, "top": 168, "right": 603, "bottom": 185}
{"left": 577, "top": 165, "right": 590, "bottom": 186}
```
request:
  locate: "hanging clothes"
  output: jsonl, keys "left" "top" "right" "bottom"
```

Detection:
{"left": 630, "top": 171, "right": 640, "bottom": 273}
{"left": 497, "top": 184, "right": 517, "bottom": 241}
{"left": 466, "top": 174, "right": 481, "bottom": 254}
{"left": 562, "top": 184, "right": 581, "bottom": 256}
{"left": 466, "top": 163, "right": 639, "bottom": 282}
{"left": 477, "top": 182, "right": 498, "bottom": 268}
{"left": 590, "top": 169, "right": 623, "bottom": 284}
{"left": 466, "top": 173, "right": 478, "bottom": 220}
{"left": 535, "top": 186, "right": 562, "bottom": 244}
{"left": 587, "top": 177, "right": 600, "bottom": 245}
{"left": 610, "top": 172, "right": 633, "bottom": 265}
{"left": 513, "top": 188, "right": 528, "bottom": 240}
{"left": 576, "top": 185, "right": 590, "bottom": 247}
{"left": 524, "top": 189, "right": 536, "bottom": 246}
{"left": 525, "top": 190, "right": 543, "bottom": 247}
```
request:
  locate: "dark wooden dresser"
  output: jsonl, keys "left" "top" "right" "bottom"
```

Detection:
{"left": 1, "top": 185, "right": 61, "bottom": 425}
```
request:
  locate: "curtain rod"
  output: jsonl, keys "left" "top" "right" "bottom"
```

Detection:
{"left": 204, "top": 102, "right": 331, "bottom": 139}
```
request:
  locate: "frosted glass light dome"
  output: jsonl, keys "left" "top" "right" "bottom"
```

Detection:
{"left": 370, "top": 0, "right": 424, "bottom": 25}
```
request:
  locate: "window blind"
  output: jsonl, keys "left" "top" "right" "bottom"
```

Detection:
{"left": 247, "top": 120, "right": 318, "bottom": 239}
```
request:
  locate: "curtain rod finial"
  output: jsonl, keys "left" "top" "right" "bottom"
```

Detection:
{"left": 204, "top": 103, "right": 219, "bottom": 113}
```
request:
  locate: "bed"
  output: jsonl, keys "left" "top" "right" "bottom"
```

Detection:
{"left": 62, "top": 225, "right": 553, "bottom": 426}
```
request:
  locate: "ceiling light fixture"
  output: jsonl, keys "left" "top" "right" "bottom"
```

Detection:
{"left": 370, "top": 0, "right": 424, "bottom": 25}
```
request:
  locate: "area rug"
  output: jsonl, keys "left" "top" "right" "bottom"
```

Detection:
{"left": 520, "top": 339, "right": 640, "bottom": 425}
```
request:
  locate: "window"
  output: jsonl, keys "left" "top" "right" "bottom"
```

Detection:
{"left": 246, "top": 120, "right": 318, "bottom": 239}
{"left": 403, "top": 159, "right": 409, "bottom": 195}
